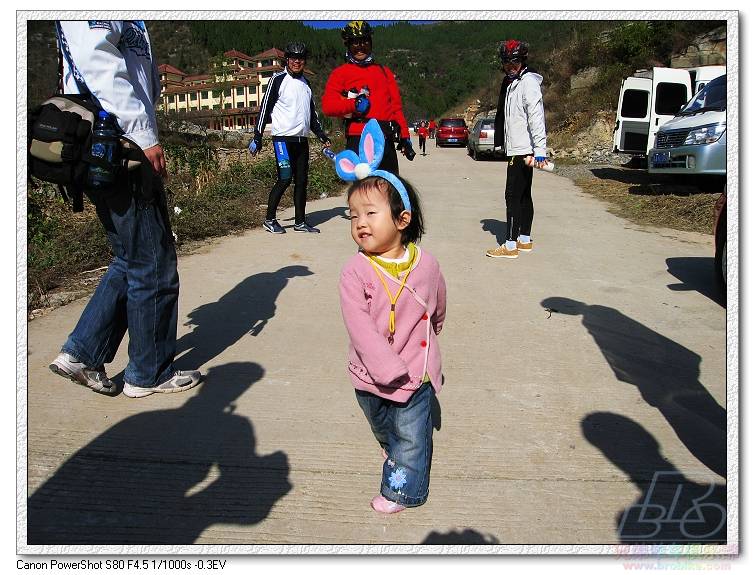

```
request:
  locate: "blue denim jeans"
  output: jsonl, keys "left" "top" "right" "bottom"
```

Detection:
{"left": 61, "top": 171, "right": 179, "bottom": 388}
{"left": 355, "top": 382, "right": 434, "bottom": 507}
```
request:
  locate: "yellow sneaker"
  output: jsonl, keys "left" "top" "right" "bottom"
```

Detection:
{"left": 486, "top": 245, "right": 519, "bottom": 258}
{"left": 516, "top": 240, "right": 533, "bottom": 252}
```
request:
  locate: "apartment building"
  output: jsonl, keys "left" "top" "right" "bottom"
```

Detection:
{"left": 159, "top": 47, "right": 313, "bottom": 131}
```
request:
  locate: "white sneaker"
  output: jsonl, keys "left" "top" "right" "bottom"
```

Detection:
{"left": 49, "top": 352, "right": 117, "bottom": 396}
{"left": 123, "top": 370, "right": 202, "bottom": 398}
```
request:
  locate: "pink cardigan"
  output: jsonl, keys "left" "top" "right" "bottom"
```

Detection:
{"left": 339, "top": 247, "right": 447, "bottom": 403}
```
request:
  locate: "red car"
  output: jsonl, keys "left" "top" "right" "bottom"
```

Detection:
{"left": 435, "top": 118, "right": 469, "bottom": 147}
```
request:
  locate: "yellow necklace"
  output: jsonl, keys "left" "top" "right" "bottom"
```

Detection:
{"left": 367, "top": 256, "right": 413, "bottom": 345}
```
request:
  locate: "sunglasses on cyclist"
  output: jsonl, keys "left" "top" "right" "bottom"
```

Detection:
{"left": 502, "top": 57, "right": 522, "bottom": 64}
{"left": 348, "top": 37, "right": 372, "bottom": 46}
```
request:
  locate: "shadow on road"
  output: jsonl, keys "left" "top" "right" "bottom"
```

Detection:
{"left": 666, "top": 257, "right": 726, "bottom": 307}
{"left": 421, "top": 528, "right": 500, "bottom": 544}
{"left": 582, "top": 412, "right": 726, "bottom": 544}
{"left": 28, "top": 362, "right": 291, "bottom": 545}
{"left": 541, "top": 297, "right": 726, "bottom": 478}
{"left": 283, "top": 206, "right": 348, "bottom": 228}
{"left": 480, "top": 218, "right": 508, "bottom": 245}
{"left": 175, "top": 265, "right": 313, "bottom": 371}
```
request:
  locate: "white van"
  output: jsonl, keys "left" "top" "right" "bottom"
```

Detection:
{"left": 612, "top": 66, "right": 725, "bottom": 158}
{"left": 648, "top": 73, "right": 726, "bottom": 176}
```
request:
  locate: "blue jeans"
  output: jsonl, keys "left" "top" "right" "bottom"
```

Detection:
{"left": 61, "top": 171, "right": 179, "bottom": 388}
{"left": 355, "top": 382, "right": 434, "bottom": 507}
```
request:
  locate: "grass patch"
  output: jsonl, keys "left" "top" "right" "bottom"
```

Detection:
{"left": 573, "top": 169, "right": 721, "bottom": 235}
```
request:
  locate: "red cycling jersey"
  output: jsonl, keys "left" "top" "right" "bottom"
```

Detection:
{"left": 322, "top": 62, "right": 410, "bottom": 139}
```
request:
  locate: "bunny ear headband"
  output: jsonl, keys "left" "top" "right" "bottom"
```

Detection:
{"left": 333, "top": 119, "right": 412, "bottom": 212}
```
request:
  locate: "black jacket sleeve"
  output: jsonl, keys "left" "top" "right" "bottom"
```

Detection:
{"left": 309, "top": 97, "right": 328, "bottom": 143}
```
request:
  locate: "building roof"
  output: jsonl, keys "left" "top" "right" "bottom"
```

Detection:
{"left": 184, "top": 74, "right": 212, "bottom": 81}
{"left": 224, "top": 49, "right": 255, "bottom": 61}
{"left": 158, "top": 63, "right": 187, "bottom": 76}
{"left": 252, "top": 47, "right": 285, "bottom": 61}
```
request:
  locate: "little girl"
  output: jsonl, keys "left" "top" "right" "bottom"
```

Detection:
{"left": 334, "top": 120, "right": 447, "bottom": 514}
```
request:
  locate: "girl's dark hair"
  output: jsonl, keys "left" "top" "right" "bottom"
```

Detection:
{"left": 348, "top": 175, "right": 425, "bottom": 244}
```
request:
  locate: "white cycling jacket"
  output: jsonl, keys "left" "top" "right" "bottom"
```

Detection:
{"left": 254, "top": 69, "right": 327, "bottom": 144}
{"left": 57, "top": 20, "right": 161, "bottom": 151}
{"left": 494, "top": 69, "right": 547, "bottom": 158}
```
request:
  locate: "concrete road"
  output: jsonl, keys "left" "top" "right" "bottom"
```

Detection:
{"left": 24, "top": 143, "right": 728, "bottom": 550}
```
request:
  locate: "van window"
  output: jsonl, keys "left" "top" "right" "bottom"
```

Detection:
{"left": 655, "top": 83, "right": 688, "bottom": 115}
{"left": 621, "top": 90, "right": 649, "bottom": 118}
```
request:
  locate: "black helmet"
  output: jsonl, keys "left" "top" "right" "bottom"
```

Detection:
{"left": 341, "top": 20, "right": 373, "bottom": 43}
{"left": 499, "top": 39, "right": 529, "bottom": 62}
{"left": 284, "top": 41, "right": 308, "bottom": 60}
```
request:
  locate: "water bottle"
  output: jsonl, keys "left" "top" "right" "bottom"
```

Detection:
{"left": 525, "top": 156, "right": 555, "bottom": 172}
{"left": 87, "top": 110, "right": 119, "bottom": 189}
{"left": 322, "top": 146, "right": 336, "bottom": 161}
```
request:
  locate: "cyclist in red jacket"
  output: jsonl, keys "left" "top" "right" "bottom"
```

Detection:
{"left": 322, "top": 20, "right": 414, "bottom": 175}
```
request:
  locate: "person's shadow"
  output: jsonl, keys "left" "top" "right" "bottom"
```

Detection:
{"left": 541, "top": 297, "right": 726, "bottom": 478}
{"left": 480, "top": 218, "right": 508, "bottom": 245}
{"left": 666, "top": 257, "right": 726, "bottom": 307}
{"left": 27, "top": 362, "right": 291, "bottom": 545}
{"left": 175, "top": 265, "right": 313, "bottom": 371}
{"left": 421, "top": 528, "right": 500, "bottom": 544}
{"left": 284, "top": 206, "right": 349, "bottom": 228}
{"left": 582, "top": 412, "right": 726, "bottom": 544}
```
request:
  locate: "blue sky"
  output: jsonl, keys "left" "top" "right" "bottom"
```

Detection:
{"left": 303, "top": 21, "right": 434, "bottom": 29}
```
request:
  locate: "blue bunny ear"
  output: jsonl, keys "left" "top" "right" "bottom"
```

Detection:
{"left": 360, "top": 119, "right": 385, "bottom": 170}
{"left": 334, "top": 149, "right": 362, "bottom": 181}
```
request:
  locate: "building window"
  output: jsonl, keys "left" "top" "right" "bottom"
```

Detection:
{"left": 201, "top": 105, "right": 209, "bottom": 110}
{"left": 201, "top": 90, "right": 209, "bottom": 99}
{"left": 224, "top": 102, "right": 232, "bottom": 109}
{"left": 236, "top": 87, "right": 245, "bottom": 96}
{"left": 224, "top": 89, "right": 231, "bottom": 97}
{"left": 212, "top": 104, "right": 220, "bottom": 110}
{"left": 190, "top": 93, "right": 197, "bottom": 101}
{"left": 178, "top": 94, "right": 186, "bottom": 102}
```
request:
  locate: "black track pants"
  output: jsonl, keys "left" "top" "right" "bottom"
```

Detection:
{"left": 505, "top": 155, "right": 534, "bottom": 241}
{"left": 418, "top": 136, "right": 426, "bottom": 154}
{"left": 267, "top": 138, "right": 309, "bottom": 224}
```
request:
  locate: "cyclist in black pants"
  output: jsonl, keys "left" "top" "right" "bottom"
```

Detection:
{"left": 250, "top": 41, "right": 331, "bottom": 234}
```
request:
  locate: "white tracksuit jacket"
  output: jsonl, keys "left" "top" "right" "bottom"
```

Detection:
{"left": 57, "top": 20, "right": 161, "bottom": 151}
{"left": 494, "top": 69, "right": 547, "bottom": 158}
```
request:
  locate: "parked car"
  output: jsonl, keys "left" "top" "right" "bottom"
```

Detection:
{"left": 714, "top": 186, "right": 727, "bottom": 291}
{"left": 467, "top": 117, "right": 499, "bottom": 160}
{"left": 612, "top": 66, "right": 724, "bottom": 160}
{"left": 648, "top": 74, "right": 726, "bottom": 178}
{"left": 436, "top": 118, "right": 468, "bottom": 147}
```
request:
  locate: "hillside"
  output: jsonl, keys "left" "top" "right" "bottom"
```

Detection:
{"left": 26, "top": 19, "right": 724, "bottom": 136}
